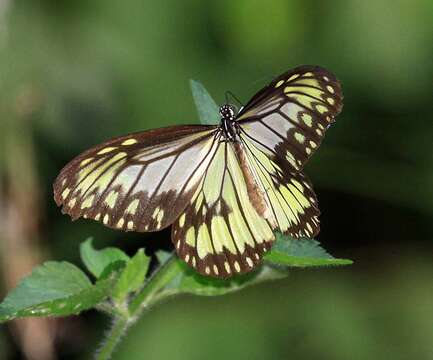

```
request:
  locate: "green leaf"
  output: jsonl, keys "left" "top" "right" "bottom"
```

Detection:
{"left": 152, "top": 234, "right": 352, "bottom": 301}
{"left": 265, "top": 233, "right": 353, "bottom": 267}
{"left": 190, "top": 79, "right": 220, "bottom": 125}
{"left": 80, "top": 238, "right": 130, "bottom": 278}
{"left": 155, "top": 250, "right": 172, "bottom": 264}
{"left": 0, "top": 262, "right": 114, "bottom": 323}
{"left": 153, "top": 254, "right": 286, "bottom": 299}
{"left": 172, "top": 263, "right": 287, "bottom": 296}
{"left": 112, "top": 249, "right": 150, "bottom": 303}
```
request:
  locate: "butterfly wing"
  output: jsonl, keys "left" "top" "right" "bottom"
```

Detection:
{"left": 239, "top": 132, "right": 320, "bottom": 238}
{"left": 172, "top": 139, "right": 275, "bottom": 278}
{"left": 54, "top": 125, "right": 220, "bottom": 232}
{"left": 236, "top": 65, "right": 343, "bottom": 173}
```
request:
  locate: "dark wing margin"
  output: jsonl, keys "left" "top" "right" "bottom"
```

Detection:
{"left": 236, "top": 65, "right": 343, "bottom": 173}
{"left": 53, "top": 125, "right": 219, "bottom": 232}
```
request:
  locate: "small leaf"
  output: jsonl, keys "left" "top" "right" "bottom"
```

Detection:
{"left": 173, "top": 263, "right": 287, "bottom": 296}
{"left": 190, "top": 79, "right": 220, "bottom": 125}
{"left": 152, "top": 255, "right": 287, "bottom": 300}
{"left": 155, "top": 250, "right": 172, "bottom": 264}
{"left": 112, "top": 249, "right": 150, "bottom": 303}
{"left": 80, "top": 238, "right": 130, "bottom": 278}
{"left": 265, "top": 233, "right": 353, "bottom": 267}
{"left": 0, "top": 262, "right": 114, "bottom": 322}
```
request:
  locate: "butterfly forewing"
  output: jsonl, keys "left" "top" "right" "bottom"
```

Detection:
{"left": 54, "top": 125, "right": 219, "bottom": 232}
{"left": 172, "top": 139, "right": 275, "bottom": 278}
{"left": 236, "top": 65, "right": 343, "bottom": 174}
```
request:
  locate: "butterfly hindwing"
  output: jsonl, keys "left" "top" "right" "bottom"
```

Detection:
{"left": 54, "top": 125, "right": 219, "bottom": 232}
{"left": 236, "top": 65, "right": 343, "bottom": 174}
{"left": 172, "top": 139, "right": 275, "bottom": 278}
{"left": 239, "top": 132, "right": 320, "bottom": 238}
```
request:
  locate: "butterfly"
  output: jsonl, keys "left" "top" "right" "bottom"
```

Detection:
{"left": 54, "top": 65, "right": 343, "bottom": 278}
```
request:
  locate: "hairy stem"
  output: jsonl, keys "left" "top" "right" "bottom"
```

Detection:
{"left": 95, "top": 316, "right": 129, "bottom": 360}
{"left": 95, "top": 254, "right": 180, "bottom": 360}
{"left": 129, "top": 254, "right": 180, "bottom": 315}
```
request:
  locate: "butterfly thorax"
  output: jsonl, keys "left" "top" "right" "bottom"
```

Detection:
{"left": 220, "top": 104, "right": 239, "bottom": 142}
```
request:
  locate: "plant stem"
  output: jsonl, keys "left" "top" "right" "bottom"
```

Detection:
{"left": 95, "top": 253, "right": 180, "bottom": 360}
{"left": 95, "top": 316, "right": 129, "bottom": 360}
{"left": 129, "top": 254, "right": 180, "bottom": 315}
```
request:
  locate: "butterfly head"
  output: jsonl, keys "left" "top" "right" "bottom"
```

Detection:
{"left": 219, "top": 104, "right": 237, "bottom": 121}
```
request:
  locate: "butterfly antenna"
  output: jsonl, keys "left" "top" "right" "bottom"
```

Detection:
{"left": 225, "top": 91, "right": 244, "bottom": 107}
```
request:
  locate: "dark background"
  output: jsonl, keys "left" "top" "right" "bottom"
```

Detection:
{"left": 0, "top": 1, "right": 432, "bottom": 359}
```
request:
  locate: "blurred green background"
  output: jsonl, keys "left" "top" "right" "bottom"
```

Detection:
{"left": 0, "top": 0, "right": 432, "bottom": 359}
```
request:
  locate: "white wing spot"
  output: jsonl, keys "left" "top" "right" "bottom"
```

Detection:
{"left": 275, "top": 79, "right": 285, "bottom": 88}
{"left": 61, "top": 188, "right": 70, "bottom": 200}
{"left": 95, "top": 213, "right": 101, "bottom": 221}
{"left": 178, "top": 213, "right": 186, "bottom": 228}
{"left": 234, "top": 261, "right": 241, "bottom": 273}
{"left": 80, "top": 158, "right": 93, "bottom": 167}
{"left": 117, "top": 218, "right": 124, "bottom": 228}
{"left": 224, "top": 261, "right": 231, "bottom": 273}
{"left": 287, "top": 74, "right": 300, "bottom": 82}
{"left": 326, "top": 85, "right": 334, "bottom": 94}
{"left": 121, "top": 138, "right": 138, "bottom": 146}
{"left": 68, "top": 198, "right": 76, "bottom": 208}
{"left": 152, "top": 207, "right": 160, "bottom": 219}
{"left": 156, "top": 209, "right": 164, "bottom": 223}
{"left": 327, "top": 97, "right": 335, "bottom": 105}
{"left": 294, "top": 132, "right": 305, "bottom": 144}
{"left": 126, "top": 199, "right": 140, "bottom": 215}
{"left": 213, "top": 265, "right": 219, "bottom": 275}
{"left": 185, "top": 254, "right": 190, "bottom": 263}
{"left": 103, "top": 214, "right": 109, "bottom": 224}
{"left": 205, "top": 266, "right": 210, "bottom": 275}
{"left": 127, "top": 221, "right": 134, "bottom": 230}
{"left": 246, "top": 257, "right": 253, "bottom": 267}
{"left": 97, "top": 147, "right": 117, "bottom": 155}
